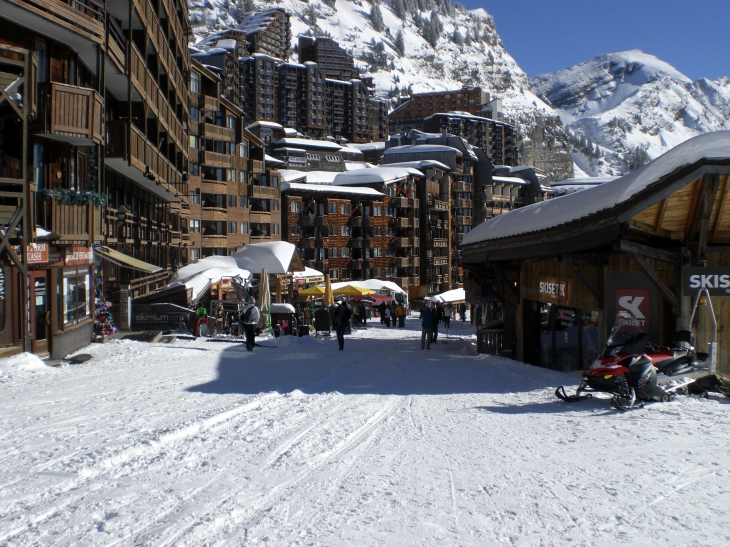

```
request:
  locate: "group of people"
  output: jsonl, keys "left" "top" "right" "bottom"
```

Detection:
{"left": 377, "top": 300, "right": 407, "bottom": 328}
{"left": 419, "top": 302, "right": 455, "bottom": 350}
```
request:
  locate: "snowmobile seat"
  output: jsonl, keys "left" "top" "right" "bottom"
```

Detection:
{"left": 671, "top": 330, "right": 694, "bottom": 351}
{"left": 654, "top": 355, "right": 693, "bottom": 377}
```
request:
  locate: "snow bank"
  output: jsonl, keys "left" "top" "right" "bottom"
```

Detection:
{"left": 0, "top": 352, "right": 52, "bottom": 377}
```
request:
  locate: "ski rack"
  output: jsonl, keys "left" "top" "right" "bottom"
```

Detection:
{"left": 688, "top": 288, "right": 717, "bottom": 374}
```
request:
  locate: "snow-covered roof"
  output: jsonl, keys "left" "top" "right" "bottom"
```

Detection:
{"left": 349, "top": 142, "right": 386, "bottom": 152}
{"left": 345, "top": 162, "right": 374, "bottom": 171}
{"left": 215, "top": 39, "right": 237, "bottom": 51}
{"left": 429, "top": 288, "right": 466, "bottom": 303}
{"left": 277, "top": 169, "right": 308, "bottom": 183}
{"left": 247, "top": 121, "right": 283, "bottom": 130}
{"left": 383, "top": 144, "right": 463, "bottom": 157}
{"left": 274, "top": 138, "right": 343, "bottom": 151}
{"left": 492, "top": 176, "right": 530, "bottom": 186}
{"left": 273, "top": 147, "right": 307, "bottom": 154}
{"left": 338, "top": 146, "right": 364, "bottom": 157}
{"left": 282, "top": 182, "right": 384, "bottom": 197}
{"left": 333, "top": 167, "right": 424, "bottom": 186}
{"left": 384, "top": 160, "right": 451, "bottom": 172}
{"left": 292, "top": 266, "right": 323, "bottom": 279}
{"left": 270, "top": 303, "right": 296, "bottom": 315}
{"left": 265, "top": 154, "right": 285, "bottom": 164}
{"left": 463, "top": 131, "right": 730, "bottom": 246}
{"left": 550, "top": 176, "right": 618, "bottom": 187}
{"left": 303, "top": 171, "right": 341, "bottom": 184}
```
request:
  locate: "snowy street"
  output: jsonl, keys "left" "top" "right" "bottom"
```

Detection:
{"left": 1, "top": 319, "right": 729, "bottom": 546}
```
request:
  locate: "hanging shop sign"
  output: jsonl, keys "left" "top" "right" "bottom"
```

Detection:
{"left": 538, "top": 279, "right": 568, "bottom": 301}
{"left": 682, "top": 267, "right": 730, "bottom": 296}
{"left": 64, "top": 247, "right": 93, "bottom": 266}
{"left": 12, "top": 243, "right": 49, "bottom": 264}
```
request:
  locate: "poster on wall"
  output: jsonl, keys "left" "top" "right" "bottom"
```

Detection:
{"left": 606, "top": 274, "right": 658, "bottom": 342}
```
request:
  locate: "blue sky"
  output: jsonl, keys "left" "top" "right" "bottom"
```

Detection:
{"left": 459, "top": 1, "right": 730, "bottom": 81}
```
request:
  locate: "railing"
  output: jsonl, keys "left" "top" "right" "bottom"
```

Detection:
{"left": 391, "top": 217, "right": 413, "bottom": 228}
{"left": 202, "top": 235, "right": 228, "bottom": 247}
{"left": 390, "top": 197, "right": 410, "bottom": 208}
{"left": 433, "top": 256, "right": 448, "bottom": 266}
{"left": 349, "top": 259, "right": 363, "bottom": 269}
{"left": 299, "top": 237, "right": 314, "bottom": 249}
{"left": 349, "top": 217, "right": 362, "bottom": 227}
{"left": 202, "top": 151, "right": 232, "bottom": 168}
{"left": 203, "top": 95, "right": 218, "bottom": 112}
{"left": 202, "top": 123, "right": 235, "bottom": 142}
{"left": 395, "top": 277, "right": 410, "bottom": 288}
{"left": 453, "top": 199, "right": 472, "bottom": 209}
{"left": 40, "top": 83, "right": 103, "bottom": 144}
{"left": 476, "top": 329, "right": 504, "bottom": 356}
{"left": 9, "top": 0, "right": 106, "bottom": 43}
{"left": 349, "top": 238, "right": 363, "bottom": 248}
{"left": 249, "top": 185, "right": 278, "bottom": 198}
{"left": 392, "top": 257, "right": 408, "bottom": 268}
{"left": 300, "top": 214, "right": 314, "bottom": 226}
{"left": 106, "top": 122, "right": 187, "bottom": 198}
{"left": 393, "top": 237, "right": 409, "bottom": 247}
{"left": 249, "top": 159, "right": 265, "bottom": 173}
{"left": 314, "top": 237, "right": 328, "bottom": 247}
{"left": 107, "top": 15, "right": 126, "bottom": 70}
{"left": 454, "top": 216, "right": 472, "bottom": 225}
{"left": 454, "top": 181, "right": 473, "bottom": 192}
{"left": 249, "top": 211, "right": 271, "bottom": 223}
{"left": 431, "top": 199, "right": 448, "bottom": 211}
{"left": 129, "top": 270, "right": 171, "bottom": 298}
{"left": 433, "top": 238, "right": 448, "bottom": 247}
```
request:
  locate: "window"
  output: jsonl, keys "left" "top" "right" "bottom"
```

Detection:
{"left": 190, "top": 220, "right": 200, "bottom": 233}
{"left": 373, "top": 205, "right": 382, "bottom": 216}
{"left": 329, "top": 247, "right": 338, "bottom": 258}
{"left": 273, "top": 223, "right": 279, "bottom": 235}
{"left": 329, "top": 269, "right": 339, "bottom": 280}
{"left": 227, "top": 169, "right": 235, "bottom": 182}
{"left": 63, "top": 268, "right": 90, "bottom": 325}
{"left": 316, "top": 248, "right": 325, "bottom": 260}
{"left": 189, "top": 135, "right": 198, "bottom": 149}
{"left": 239, "top": 142, "right": 248, "bottom": 158}
{"left": 291, "top": 224, "right": 300, "bottom": 236}
{"left": 190, "top": 106, "right": 199, "bottom": 121}
{"left": 240, "top": 196, "right": 248, "bottom": 208}
{"left": 271, "top": 175, "right": 279, "bottom": 188}
{"left": 290, "top": 201, "right": 301, "bottom": 213}
{"left": 190, "top": 248, "right": 200, "bottom": 262}
{"left": 272, "top": 199, "right": 279, "bottom": 212}
{"left": 341, "top": 225, "right": 351, "bottom": 236}
{"left": 227, "top": 115, "right": 236, "bottom": 129}
{"left": 239, "top": 171, "right": 247, "bottom": 184}
{"left": 190, "top": 163, "right": 199, "bottom": 177}
{"left": 327, "top": 203, "right": 338, "bottom": 214}
{"left": 341, "top": 247, "right": 350, "bottom": 258}
{"left": 228, "top": 195, "right": 237, "bottom": 208}
{"left": 341, "top": 204, "right": 351, "bottom": 215}
{"left": 191, "top": 71, "right": 200, "bottom": 93}
{"left": 372, "top": 226, "right": 383, "bottom": 236}
{"left": 228, "top": 221, "right": 237, "bottom": 234}
{"left": 240, "top": 222, "right": 248, "bottom": 234}
{"left": 328, "top": 225, "right": 338, "bottom": 236}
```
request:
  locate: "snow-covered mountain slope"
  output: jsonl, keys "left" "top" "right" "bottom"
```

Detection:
{"left": 187, "top": 0, "right": 574, "bottom": 180}
{"left": 531, "top": 50, "right": 730, "bottom": 176}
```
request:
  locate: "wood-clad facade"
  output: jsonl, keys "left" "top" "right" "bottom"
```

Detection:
{"left": 462, "top": 146, "right": 730, "bottom": 376}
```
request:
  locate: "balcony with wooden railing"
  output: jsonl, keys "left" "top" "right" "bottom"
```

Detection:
{"left": 249, "top": 185, "right": 278, "bottom": 199}
{"left": 106, "top": 15, "right": 126, "bottom": 71}
{"left": 202, "top": 123, "right": 235, "bottom": 142}
{"left": 249, "top": 211, "right": 271, "bottom": 223}
{"left": 392, "top": 257, "right": 409, "bottom": 268}
{"left": 202, "top": 151, "right": 233, "bottom": 168}
{"left": 249, "top": 159, "right": 265, "bottom": 173}
{"left": 454, "top": 216, "right": 472, "bottom": 226}
{"left": 36, "top": 199, "right": 103, "bottom": 244}
{"left": 430, "top": 199, "right": 448, "bottom": 211}
{"left": 453, "top": 199, "right": 472, "bottom": 209}
{"left": 106, "top": 122, "right": 188, "bottom": 198}
{"left": 454, "top": 181, "right": 473, "bottom": 192}
{"left": 433, "top": 238, "right": 448, "bottom": 247}
{"left": 7, "top": 0, "right": 106, "bottom": 43}
{"left": 39, "top": 82, "right": 103, "bottom": 145}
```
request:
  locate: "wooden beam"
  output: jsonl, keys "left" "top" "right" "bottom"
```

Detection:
{"left": 629, "top": 252, "right": 678, "bottom": 311}
{"left": 697, "top": 174, "right": 722, "bottom": 260}
{"left": 560, "top": 253, "right": 606, "bottom": 266}
{"left": 567, "top": 262, "right": 603, "bottom": 308}
{"left": 491, "top": 263, "right": 519, "bottom": 300}
{"left": 711, "top": 173, "right": 730, "bottom": 242}
{"left": 614, "top": 239, "right": 679, "bottom": 264}
{"left": 654, "top": 198, "right": 668, "bottom": 233}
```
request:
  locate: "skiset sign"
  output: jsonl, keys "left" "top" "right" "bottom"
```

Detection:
{"left": 682, "top": 267, "right": 730, "bottom": 296}
{"left": 539, "top": 279, "right": 568, "bottom": 301}
{"left": 615, "top": 289, "right": 650, "bottom": 330}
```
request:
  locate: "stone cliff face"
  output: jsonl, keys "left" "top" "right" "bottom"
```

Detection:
{"left": 187, "top": 0, "right": 574, "bottom": 180}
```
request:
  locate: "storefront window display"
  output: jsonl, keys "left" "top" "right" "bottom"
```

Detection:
{"left": 63, "top": 267, "right": 91, "bottom": 325}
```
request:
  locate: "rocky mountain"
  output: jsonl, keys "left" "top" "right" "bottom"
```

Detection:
{"left": 531, "top": 50, "right": 730, "bottom": 177}
{"left": 186, "top": 0, "right": 574, "bottom": 181}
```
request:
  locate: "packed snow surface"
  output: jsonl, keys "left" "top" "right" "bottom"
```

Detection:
{"left": 1, "top": 319, "right": 729, "bottom": 546}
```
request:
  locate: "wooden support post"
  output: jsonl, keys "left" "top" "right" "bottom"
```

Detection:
{"left": 491, "top": 263, "right": 519, "bottom": 300}
{"left": 567, "top": 262, "right": 603, "bottom": 308}
{"left": 629, "top": 252, "right": 679, "bottom": 312}
{"left": 614, "top": 239, "right": 679, "bottom": 264}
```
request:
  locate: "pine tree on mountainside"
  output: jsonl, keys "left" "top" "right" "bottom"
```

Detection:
{"left": 394, "top": 29, "right": 405, "bottom": 56}
{"left": 370, "top": 4, "right": 385, "bottom": 32}
{"left": 464, "top": 29, "right": 472, "bottom": 46}
{"left": 451, "top": 28, "right": 463, "bottom": 46}
{"left": 390, "top": 0, "right": 406, "bottom": 19}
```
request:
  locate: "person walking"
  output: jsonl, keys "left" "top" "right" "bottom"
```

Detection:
{"left": 335, "top": 300, "right": 351, "bottom": 351}
{"left": 396, "top": 302, "right": 406, "bottom": 328}
{"left": 359, "top": 302, "right": 367, "bottom": 325}
{"left": 390, "top": 301, "right": 397, "bottom": 327}
{"left": 378, "top": 301, "right": 387, "bottom": 324}
{"left": 240, "top": 297, "right": 260, "bottom": 351}
{"left": 384, "top": 305, "right": 392, "bottom": 327}
{"left": 443, "top": 303, "right": 452, "bottom": 329}
{"left": 420, "top": 305, "right": 434, "bottom": 350}
{"left": 432, "top": 303, "right": 443, "bottom": 343}
{"left": 460, "top": 303, "right": 467, "bottom": 322}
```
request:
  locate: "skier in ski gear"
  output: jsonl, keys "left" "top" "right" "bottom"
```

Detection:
{"left": 240, "top": 297, "right": 260, "bottom": 351}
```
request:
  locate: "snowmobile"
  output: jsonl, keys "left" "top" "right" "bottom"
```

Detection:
{"left": 556, "top": 299, "right": 716, "bottom": 411}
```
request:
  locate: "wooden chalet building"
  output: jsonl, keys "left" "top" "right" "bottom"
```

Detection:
{"left": 461, "top": 132, "right": 730, "bottom": 376}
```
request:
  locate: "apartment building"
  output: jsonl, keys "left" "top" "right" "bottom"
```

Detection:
{"left": 238, "top": 8, "right": 291, "bottom": 60}
{"left": 389, "top": 87, "right": 489, "bottom": 130}
{"left": 298, "top": 36, "right": 358, "bottom": 81}
{"left": 0, "top": 0, "right": 192, "bottom": 358}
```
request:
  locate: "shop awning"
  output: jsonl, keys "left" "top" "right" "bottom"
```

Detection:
{"left": 95, "top": 246, "right": 163, "bottom": 274}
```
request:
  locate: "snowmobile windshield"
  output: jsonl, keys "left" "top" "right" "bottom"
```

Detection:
{"left": 606, "top": 312, "right": 647, "bottom": 348}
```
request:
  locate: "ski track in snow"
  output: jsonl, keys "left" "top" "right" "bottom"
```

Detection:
{"left": 1, "top": 319, "right": 730, "bottom": 546}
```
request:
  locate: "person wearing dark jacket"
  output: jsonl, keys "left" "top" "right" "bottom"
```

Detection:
{"left": 359, "top": 303, "right": 366, "bottom": 325}
{"left": 240, "top": 297, "right": 260, "bottom": 351}
{"left": 335, "top": 301, "right": 352, "bottom": 351}
{"left": 420, "top": 305, "right": 434, "bottom": 350}
{"left": 378, "top": 301, "right": 387, "bottom": 324}
{"left": 432, "top": 304, "right": 443, "bottom": 343}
